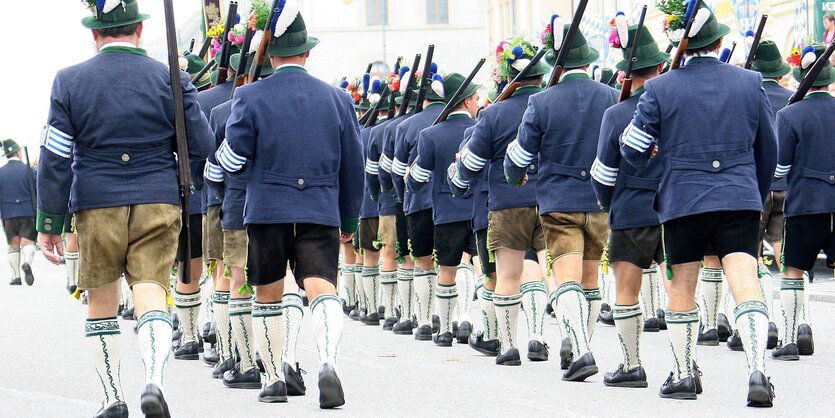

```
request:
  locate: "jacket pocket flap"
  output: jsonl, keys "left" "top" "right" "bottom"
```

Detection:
{"left": 800, "top": 166, "right": 835, "bottom": 185}
{"left": 262, "top": 169, "right": 337, "bottom": 190}
{"left": 550, "top": 163, "right": 591, "bottom": 181}
{"left": 670, "top": 153, "right": 753, "bottom": 173}
{"left": 621, "top": 174, "right": 660, "bottom": 190}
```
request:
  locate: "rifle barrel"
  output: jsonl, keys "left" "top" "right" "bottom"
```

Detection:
{"left": 230, "top": 29, "right": 255, "bottom": 98}
{"left": 432, "top": 58, "right": 486, "bottom": 126}
{"left": 788, "top": 41, "right": 835, "bottom": 105}
{"left": 398, "top": 54, "right": 422, "bottom": 117}
{"left": 744, "top": 15, "right": 768, "bottom": 69}
{"left": 191, "top": 58, "right": 216, "bottom": 84}
{"left": 216, "top": 1, "right": 239, "bottom": 85}
{"left": 547, "top": 0, "right": 589, "bottom": 88}
{"left": 619, "top": 5, "right": 648, "bottom": 102}
{"left": 415, "top": 45, "right": 435, "bottom": 113}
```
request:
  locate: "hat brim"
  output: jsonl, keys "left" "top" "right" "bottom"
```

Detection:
{"left": 792, "top": 67, "right": 835, "bottom": 87}
{"left": 753, "top": 62, "right": 791, "bottom": 78}
{"left": 411, "top": 88, "right": 444, "bottom": 102}
{"left": 268, "top": 37, "right": 319, "bottom": 58}
{"left": 82, "top": 13, "right": 150, "bottom": 30}
{"left": 616, "top": 52, "right": 670, "bottom": 71}
{"left": 194, "top": 76, "right": 212, "bottom": 89}
{"left": 449, "top": 84, "right": 481, "bottom": 109}
{"left": 508, "top": 61, "right": 551, "bottom": 79}
{"left": 545, "top": 48, "right": 601, "bottom": 69}
{"left": 685, "top": 23, "right": 731, "bottom": 50}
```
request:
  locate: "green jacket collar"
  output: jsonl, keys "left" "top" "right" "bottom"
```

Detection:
{"left": 805, "top": 91, "right": 832, "bottom": 99}
{"left": 512, "top": 85, "right": 544, "bottom": 97}
{"left": 561, "top": 72, "right": 590, "bottom": 81}
{"left": 425, "top": 101, "right": 445, "bottom": 109}
{"left": 98, "top": 41, "right": 147, "bottom": 57}
{"left": 631, "top": 86, "right": 645, "bottom": 97}
{"left": 275, "top": 64, "right": 307, "bottom": 74}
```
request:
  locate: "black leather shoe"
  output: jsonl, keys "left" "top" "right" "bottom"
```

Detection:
{"left": 693, "top": 362, "right": 703, "bottom": 394}
{"left": 259, "top": 380, "right": 288, "bottom": 403}
{"left": 392, "top": 319, "right": 413, "bottom": 335}
{"left": 172, "top": 313, "right": 179, "bottom": 330}
{"left": 697, "top": 328, "right": 719, "bottom": 346}
{"left": 747, "top": 371, "right": 774, "bottom": 407}
{"left": 717, "top": 314, "right": 732, "bottom": 342}
{"left": 363, "top": 311, "right": 380, "bottom": 326}
{"left": 496, "top": 347, "right": 521, "bottom": 366}
{"left": 377, "top": 305, "right": 385, "bottom": 318}
{"left": 414, "top": 325, "right": 433, "bottom": 341}
{"left": 797, "top": 324, "right": 814, "bottom": 355}
{"left": 456, "top": 321, "right": 473, "bottom": 344}
{"left": 203, "top": 323, "right": 216, "bottom": 345}
{"left": 383, "top": 316, "right": 398, "bottom": 330}
{"left": 283, "top": 362, "right": 306, "bottom": 396}
{"left": 223, "top": 366, "right": 261, "bottom": 389}
{"left": 9, "top": 277, "right": 21, "bottom": 286}
{"left": 598, "top": 309, "right": 614, "bottom": 326}
{"left": 433, "top": 331, "right": 454, "bottom": 347}
{"left": 203, "top": 347, "right": 220, "bottom": 364}
{"left": 771, "top": 342, "right": 800, "bottom": 361}
{"left": 342, "top": 302, "right": 355, "bottom": 316}
{"left": 121, "top": 307, "right": 134, "bottom": 320}
{"left": 173, "top": 341, "right": 199, "bottom": 360}
{"left": 358, "top": 308, "right": 368, "bottom": 323}
{"left": 604, "top": 364, "right": 648, "bottom": 388}
{"left": 559, "top": 338, "right": 573, "bottom": 370}
{"left": 432, "top": 315, "right": 440, "bottom": 334}
{"left": 256, "top": 354, "right": 265, "bottom": 374}
{"left": 467, "top": 331, "right": 499, "bottom": 356}
{"left": 94, "top": 401, "right": 128, "bottom": 418}
{"left": 545, "top": 302, "right": 554, "bottom": 316}
{"left": 659, "top": 373, "right": 697, "bottom": 400}
{"left": 657, "top": 309, "right": 667, "bottom": 330}
{"left": 21, "top": 263, "right": 34, "bottom": 286}
{"left": 527, "top": 340, "right": 549, "bottom": 361}
{"left": 643, "top": 318, "right": 660, "bottom": 332}
{"left": 212, "top": 358, "right": 235, "bottom": 379}
{"left": 766, "top": 322, "right": 778, "bottom": 350}
{"left": 140, "top": 383, "right": 171, "bottom": 418}
{"left": 348, "top": 308, "right": 360, "bottom": 320}
{"left": 318, "top": 364, "right": 345, "bottom": 409}
{"left": 563, "top": 352, "right": 598, "bottom": 381}
{"left": 171, "top": 329, "right": 182, "bottom": 343}
{"left": 452, "top": 321, "right": 459, "bottom": 338}
{"left": 726, "top": 330, "right": 744, "bottom": 351}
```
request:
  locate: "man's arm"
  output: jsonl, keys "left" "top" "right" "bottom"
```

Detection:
{"left": 365, "top": 129, "right": 382, "bottom": 202}
{"left": 753, "top": 84, "right": 778, "bottom": 203}
{"left": 455, "top": 115, "right": 491, "bottom": 183}
{"left": 339, "top": 98, "right": 364, "bottom": 234}
{"left": 590, "top": 110, "right": 621, "bottom": 211}
{"left": 504, "top": 100, "right": 541, "bottom": 185}
{"left": 217, "top": 94, "right": 254, "bottom": 176}
{"left": 182, "top": 71, "right": 214, "bottom": 160}
{"left": 378, "top": 128, "right": 395, "bottom": 193}
{"left": 407, "top": 130, "right": 434, "bottom": 192}
{"left": 392, "top": 124, "right": 409, "bottom": 201}
{"left": 204, "top": 106, "right": 227, "bottom": 199}
{"left": 620, "top": 84, "right": 661, "bottom": 168}
{"left": 774, "top": 110, "right": 796, "bottom": 181}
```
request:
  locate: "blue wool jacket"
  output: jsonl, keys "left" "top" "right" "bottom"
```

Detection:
{"left": 37, "top": 45, "right": 213, "bottom": 232}
{"left": 620, "top": 57, "right": 777, "bottom": 223}
{"left": 457, "top": 126, "right": 488, "bottom": 232}
{"left": 219, "top": 65, "right": 364, "bottom": 231}
{"left": 204, "top": 100, "right": 247, "bottom": 230}
{"left": 380, "top": 113, "right": 413, "bottom": 207}
{"left": 360, "top": 122, "right": 383, "bottom": 219}
{"left": 366, "top": 117, "right": 399, "bottom": 216}
{"left": 762, "top": 80, "right": 793, "bottom": 192}
{"left": 197, "top": 82, "right": 233, "bottom": 211}
{"left": 506, "top": 75, "right": 618, "bottom": 214}
{"left": 0, "top": 160, "right": 36, "bottom": 220}
{"left": 393, "top": 102, "right": 445, "bottom": 215}
{"left": 408, "top": 113, "right": 477, "bottom": 225}
{"left": 591, "top": 87, "right": 662, "bottom": 230}
{"left": 775, "top": 92, "right": 835, "bottom": 217}
{"left": 453, "top": 86, "right": 542, "bottom": 211}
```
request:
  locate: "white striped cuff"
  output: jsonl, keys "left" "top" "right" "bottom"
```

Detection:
{"left": 379, "top": 154, "right": 393, "bottom": 173}
{"left": 392, "top": 158, "right": 408, "bottom": 176}
{"left": 622, "top": 124, "right": 653, "bottom": 153}
{"left": 507, "top": 139, "right": 534, "bottom": 168}
{"left": 774, "top": 164, "right": 791, "bottom": 178}
{"left": 450, "top": 172, "right": 469, "bottom": 189}
{"left": 216, "top": 139, "right": 246, "bottom": 173}
{"left": 460, "top": 148, "right": 487, "bottom": 172}
{"left": 40, "top": 125, "right": 73, "bottom": 159}
{"left": 590, "top": 158, "right": 618, "bottom": 187}
{"left": 204, "top": 160, "right": 224, "bottom": 183}
{"left": 410, "top": 164, "right": 431, "bottom": 183}
{"left": 365, "top": 159, "right": 379, "bottom": 175}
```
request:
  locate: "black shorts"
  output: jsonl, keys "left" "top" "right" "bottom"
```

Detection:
{"left": 64, "top": 214, "right": 74, "bottom": 234}
{"left": 407, "top": 209, "right": 434, "bottom": 258}
{"left": 434, "top": 221, "right": 476, "bottom": 266}
{"left": 395, "top": 203, "right": 410, "bottom": 259}
{"left": 662, "top": 211, "right": 760, "bottom": 265}
{"left": 475, "top": 228, "right": 496, "bottom": 275}
{"left": 246, "top": 223, "right": 339, "bottom": 288}
{"left": 3, "top": 217, "right": 36, "bottom": 244}
{"left": 524, "top": 248, "right": 539, "bottom": 262}
{"left": 176, "top": 213, "right": 204, "bottom": 262}
{"left": 783, "top": 213, "right": 834, "bottom": 271}
{"left": 609, "top": 226, "right": 664, "bottom": 269}
{"left": 359, "top": 217, "right": 380, "bottom": 252}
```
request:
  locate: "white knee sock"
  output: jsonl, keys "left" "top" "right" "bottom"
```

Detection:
{"left": 353, "top": 264, "right": 365, "bottom": 310}
{"left": 8, "top": 248, "right": 20, "bottom": 279}
{"left": 136, "top": 310, "right": 173, "bottom": 390}
{"left": 699, "top": 268, "right": 723, "bottom": 330}
{"left": 480, "top": 287, "right": 498, "bottom": 340}
{"left": 229, "top": 298, "right": 256, "bottom": 370}
{"left": 341, "top": 265, "right": 356, "bottom": 307}
{"left": 86, "top": 317, "right": 123, "bottom": 406}
{"left": 380, "top": 271, "right": 398, "bottom": 319}
{"left": 520, "top": 281, "right": 548, "bottom": 343}
{"left": 666, "top": 308, "right": 699, "bottom": 381}
{"left": 614, "top": 304, "right": 643, "bottom": 371}
{"left": 396, "top": 267, "right": 414, "bottom": 320}
{"left": 211, "top": 291, "right": 233, "bottom": 361}
{"left": 734, "top": 301, "right": 769, "bottom": 375}
{"left": 311, "top": 295, "right": 343, "bottom": 368}
{"left": 65, "top": 251, "right": 79, "bottom": 289}
{"left": 801, "top": 272, "right": 812, "bottom": 326}
{"left": 455, "top": 264, "right": 475, "bottom": 323}
{"left": 362, "top": 266, "right": 380, "bottom": 314}
{"left": 640, "top": 268, "right": 659, "bottom": 319}
{"left": 584, "top": 287, "right": 602, "bottom": 339}
{"left": 556, "top": 282, "right": 592, "bottom": 357}
{"left": 757, "top": 265, "right": 774, "bottom": 320}
{"left": 413, "top": 268, "right": 435, "bottom": 326}
{"left": 435, "top": 283, "right": 458, "bottom": 334}
{"left": 780, "top": 279, "right": 804, "bottom": 344}
{"left": 173, "top": 290, "right": 201, "bottom": 343}
{"left": 21, "top": 244, "right": 35, "bottom": 266}
{"left": 253, "top": 301, "right": 286, "bottom": 385}
{"left": 493, "top": 293, "right": 521, "bottom": 354}
{"left": 282, "top": 292, "right": 304, "bottom": 366}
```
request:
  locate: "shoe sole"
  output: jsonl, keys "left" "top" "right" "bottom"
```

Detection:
{"left": 697, "top": 340, "right": 719, "bottom": 346}
{"left": 604, "top": 380, "right": 648, "bottom": 388}
{"left": 415, "top": 335, "right": 432, "bottom": 341}
{"left": 797, "top": 337, "right": 814, "bottom": 356}
{"left": 527, "top": 352, "right": 548, "bottom": 362}
{"left": 660, "top": 392, "right": 697, "bottom": 400}
{"left": 174, "top": 354, "right": 199, "bottom": 360}
{"left": 318, "top": 373, "right": 345, "bottom": 409}
{"left": 727, "top": 345, "right": 744, "bottom": 352}
{"left": 559, "top": 351, "right": 572, "bottom": 370}
{"left": 496, "top": 359, "right": 522, "bottom": 366}
{"left": 434, "top": 341, "right": 453, "bottom": 347}
{"left": 772, "top": 354, "right": 800, "bottom": 361}
{"left": 223, "top": 382, "right": 262, "bottom": 389}
{"left": 393, "top": 329, "right": 413, "bottom": 335}
{"left": 259, "top": 395, "right": 288, "bottom": 403}
{"left": 643, "top": 328, "right": 660, "bottom": 333}
{"left": 140, "top": 393, "right": 169, "bottom": 418}
{"left": 747, "top": 386, "right": 773, "bottom": 407}
{"left": 470, "top": 346, "right": 499, "bottom": 357}
{"left": 562, "top": 365, "right": 598, "bottom": 382}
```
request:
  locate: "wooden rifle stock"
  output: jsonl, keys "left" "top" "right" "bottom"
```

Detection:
{"left": 494, "top": 47, "right": 548, "bottom": 103}
{"left": 247, "top": 0, "right": 279, "bottom": 84}
{"left": 670, "top": 2, "right": 701, "bottom": 71}
{"left": 398, "top": 54, "right": 422, "bottom": 117}
{"left": 618, "top": 5, "right": 648, "bottom": 103}
{"left": 547, "top": 0, "right": 589, "bottom": 88}
{"left": 788, "top": 42, "right": 835, "bottom": 105}
{"left": 230, "top": 29, "right": 255, "bottom": 98}
{"left": 415, "top": 45, "right": 435, "bottom": 113}
{"left": 432, "top": 58, "right": 486, "bottom": 126}
{"left": 744, "top": 15, "right": 768, "bottom": 69}
{"left": 215, "top": 2, "right": 238, "bottom": 85}
{"left": 163, "top": 0, "right": 194, "bottom": 285}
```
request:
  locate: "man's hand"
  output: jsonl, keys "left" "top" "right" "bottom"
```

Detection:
{"left": 339, "top": 232, "right": 354, "bottom": 244}
{"left": 651, "top": 144, "right": 659, "bottom": 158}
{"left": 38, "top": 232, "right": 64, "bottom": 265}
{"left": 517, "top": 174, "right": 529, "bottom": 188}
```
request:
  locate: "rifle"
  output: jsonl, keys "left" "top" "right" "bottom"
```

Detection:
{"left": 163, "top": 0, "right": 194, "bottom": 285}
{"left": 398, "top": 53, "right": 422, "bottom": 117}
{"left": 619, "top": 5, "right": 648, "bottom": 102}
{"left": 669, "top": 0, "right": 699, "bottom": 71}
{"left": 432, "top": 58, "right": 486, "bottom": 126}
{"left": 191, "top": 58, "right": 216, "bottom": 84}
{"left": 494, "top": 47, "right": 548, "bottom": 103}
{"left": 187, "top": 38, "right": 195, "bottom": 54}
{"left": 744, "top": 15, "right": 768, "bottom": 69}
{"left": 215, "top": 1, "right": 238, "bottom": 85}
{"left": 230, "top": 28, "right": 255, "bottom": 99}
{"left": 659, "top": 44, "right": 676, "bottom": 74}
{"left": 197, "top": 35, "right": 212, "bottom": 60}
{"left": 21, "top": 147, "right": 36, "bottom": 216}
{"left": 388, "top": 57, "right": 402, "bottom": 119}
{"left": 720, "top": 42, "right": 736, "bottom": 63}
{"left": 414, "top": 45, "right": 436, "bottom": 113}
{"left": 248, "top": 0, "right": 279, "bottom": 83}
{"left": 361, "top": 88, "right": 392, "bottom": 127}
{"left": 788, "top": 41, "right": 835, "bottom": 105}
{"left": 546, "top": 0, "right": 589, "bottom": 88}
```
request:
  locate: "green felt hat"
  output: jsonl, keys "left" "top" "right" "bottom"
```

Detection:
{"left": 268, "top": 12, "right": 319, "bottom": 57}
{"left": 2, "top": 139, "right": 20, "bottom": 158}
{"left": 82, "top": 0, "right": 150, "bottom": 30}
{"left": 230, "top": 52, "right": 275, "bottom": 78}
{"left": 792, "top": 43, "right": 835, "bottom": 87}
{"left": 440, "top": 72, "right": 481, "bottom": 109}
{"left": 395, "top": 92, "right": 418, "bottom": 107}
{"left": 502, "top": 39, "right": 551, "bottom": 79}
{"left": 185, "top": 54, "right": 211, "bottom": 89}
{"left": 683, "top": 1, "right": 730, "bottom": 50}
{"left": 355, "top": 98, "right": 371, "bottom": 111}
{"left": 750, "top": 40, "right": 791, "bottom": 78}
{"left": 616, "top": 25, "right": 670, "bottom": 72}
{"left": 545, "top": 24, "right": 600, "bottom": 68}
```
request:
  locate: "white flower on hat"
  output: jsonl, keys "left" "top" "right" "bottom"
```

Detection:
{"left": 272, "top": 0, "right": 301, "bottom": 38}
{"left": 689, "top": 8, "right": 711, "bottom": 38}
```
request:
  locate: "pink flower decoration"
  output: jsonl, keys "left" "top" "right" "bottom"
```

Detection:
{"left": 609, "top": 30, "right": 621, "bottom": 49}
